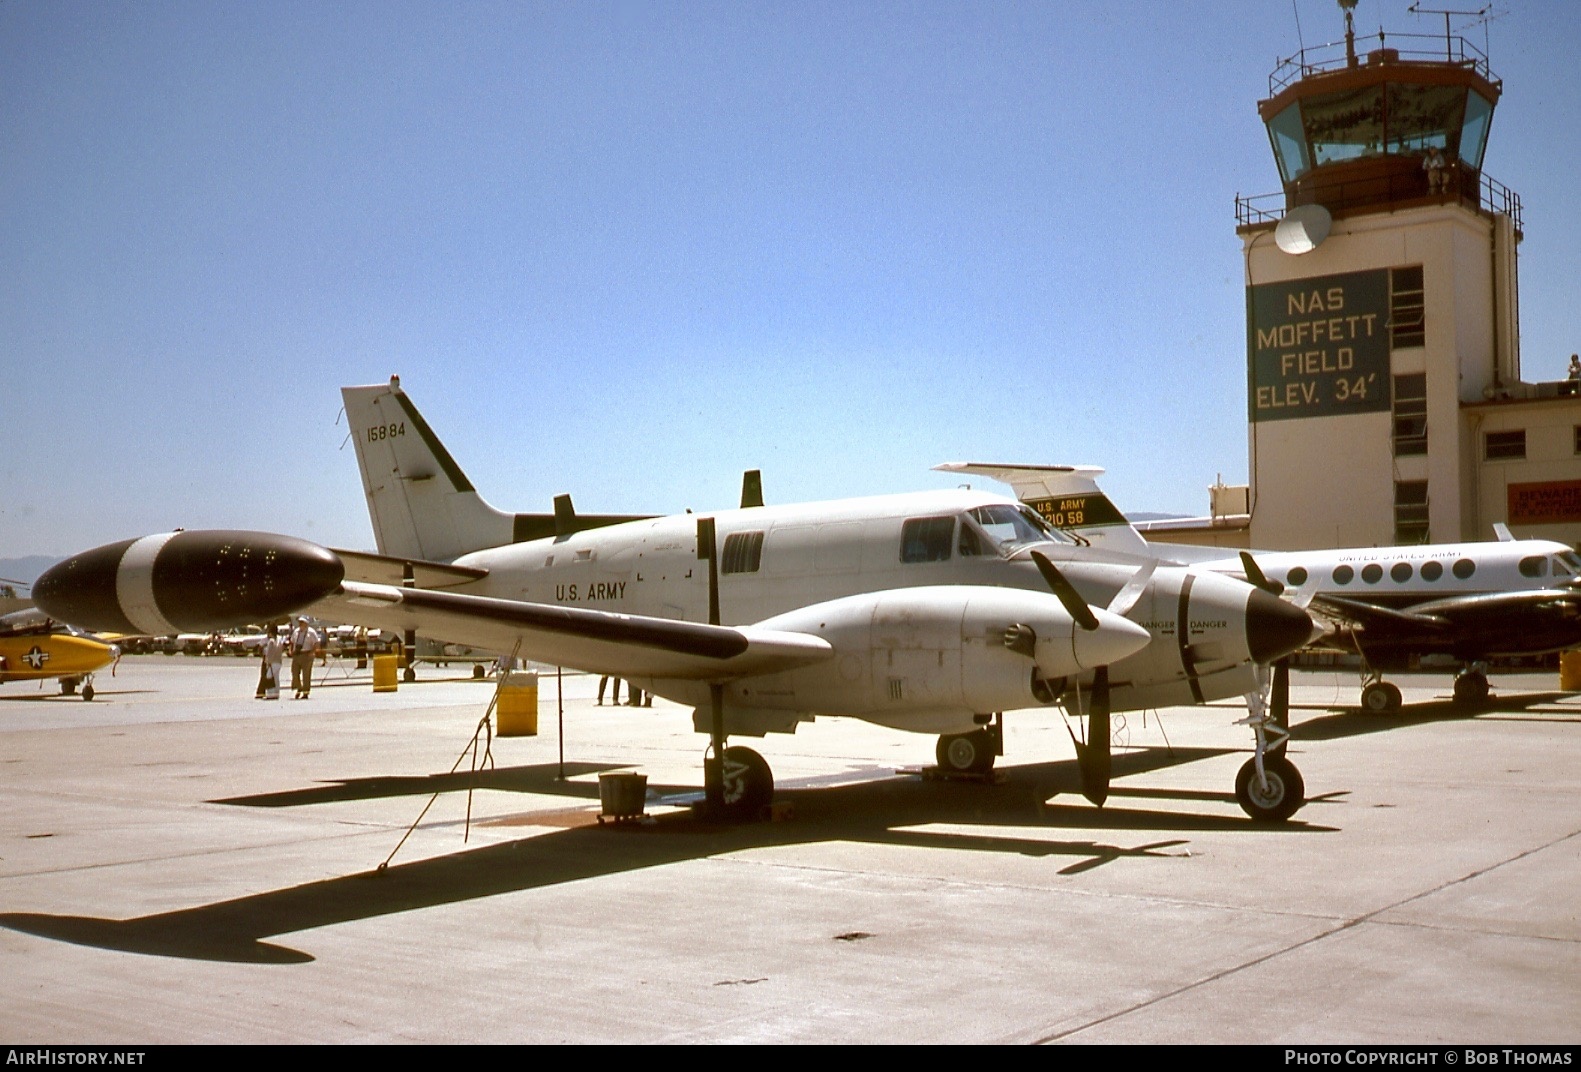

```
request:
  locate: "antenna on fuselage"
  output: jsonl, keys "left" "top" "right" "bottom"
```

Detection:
{"left": 740, "top": 470, "right": 764, "bottom": 509}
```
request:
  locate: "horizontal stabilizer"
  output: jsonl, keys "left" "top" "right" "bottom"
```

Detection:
{"left": 330, "top": 548, "right": 489, "bottom": 589}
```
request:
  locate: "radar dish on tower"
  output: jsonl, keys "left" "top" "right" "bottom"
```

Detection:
{"left": 1274, "top": 203, "right": 1332, "bottom": 254}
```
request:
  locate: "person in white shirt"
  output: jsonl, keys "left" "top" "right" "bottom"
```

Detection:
{"left": 288, "top": 617, "right": 321, "bottom": 699}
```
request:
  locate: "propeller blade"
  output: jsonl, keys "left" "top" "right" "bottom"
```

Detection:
{"left": 1074, "top": 665, "right": 1111, "bottom": 807}
{"left": 1239, "top": 552, "right": 1284, "bottom": 596}
{"left": 1030, "top": 551, "right": 1100, "bottom": 632}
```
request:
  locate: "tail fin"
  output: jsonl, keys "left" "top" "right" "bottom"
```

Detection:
{"left": 932, "top": 462, "right": 1154, "bottom": 556}
{"left": 342, "top": 379, "right": 517, "bottom": 561}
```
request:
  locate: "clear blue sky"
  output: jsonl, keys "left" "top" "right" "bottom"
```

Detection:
{"left": 3, "top": 1, "right": 1578, "bottom": 558}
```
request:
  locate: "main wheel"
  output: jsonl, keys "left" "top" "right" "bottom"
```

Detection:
{"left": 1361, "top": 681, "right": 1402, "bottom": 713}
{"left": 1235, "top": 755, "right": 1305, "bottom": 822}
{"left": 60, "top": 678, "right": 78, "bottom": 696}
{"left": 1453, "top": 672, "right": 1489, "bottom": 706}
{"left": 936, "top": 730, "right": 995, "bottom": 775}
{"left": 705, "top": 745, "right": 774, "bottom": 820}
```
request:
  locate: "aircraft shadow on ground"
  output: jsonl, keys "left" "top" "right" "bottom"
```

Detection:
{"left": 0, "top": 689, "right": 159, "bottom": 703}
{"left": 1292, "top": 691, "right": 1579, "bottom": 743}
{"left": 210, "top": 761, "right": 645, "bottom": 807}
{"left": 0, "top": 744, "right": 1338, "bottom": 965}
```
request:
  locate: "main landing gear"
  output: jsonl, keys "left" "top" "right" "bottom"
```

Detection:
{"left": 1360, "top": 671, "right": 1403, "bottom": 713}
{"left": 935, "top": 718, "right": 1003, "bottom": 776}
{"left": 1235, "top": 660, "right": 1306, "bottom": 822}
{"left": 1453, "top": 665, "right": 1491, "bottom": 706}
{"left": 59, "top": 675, "right": 95, "bottom": 701}
{"left": 704, "top": 744, "right": 774, "bottom": 818}
{"left": 1359, "top": 664, "right": 1491, "bottom": 711}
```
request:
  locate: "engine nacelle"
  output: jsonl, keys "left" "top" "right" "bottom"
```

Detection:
{"left": 721, "top": 585, "right": 1149, "bottom": 724}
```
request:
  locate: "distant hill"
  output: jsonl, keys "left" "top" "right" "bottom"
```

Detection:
{"left": 0, "top": 556, "right": 61, "bottom": 592}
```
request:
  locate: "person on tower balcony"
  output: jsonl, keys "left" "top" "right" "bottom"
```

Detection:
{"left": 1423, "top": 145, "right": 1450, "bottom": 195}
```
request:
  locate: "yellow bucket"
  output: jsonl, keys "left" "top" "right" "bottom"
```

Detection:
{"left": 497, "top": 671, "right": 539, "bottom": 736}
{"left": 1560, "top": 651, "right": 1581, "bottom": 692}
{"left": 372, "top": 655, "right": 399, "bottom": 693}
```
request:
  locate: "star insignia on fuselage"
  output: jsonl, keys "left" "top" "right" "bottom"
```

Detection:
{"left": 23, "top": 646, "right": 50, "bottom": 671}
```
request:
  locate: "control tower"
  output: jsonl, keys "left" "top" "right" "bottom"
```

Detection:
{"left": 1235, "top": 4, "right": 1580, "bottom": 550}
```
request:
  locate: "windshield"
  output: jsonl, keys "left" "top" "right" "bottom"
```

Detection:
{"left": 965, "top": 504, "right": 1071, "bottom": 555}
{"left": 1555, "top": 551, "right": 1581, "bottom": 578}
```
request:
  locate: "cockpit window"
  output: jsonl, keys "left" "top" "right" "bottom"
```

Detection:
{"left": 958, "top": 522, "right": 984, "bottom": 557}
{"left": 900, "top": 517, "right": 955, "bottom": 564}
{"left": 1518, "top": 555, "right": 1548, "bottom": 579}
{"left": 1555, "top": 552, "right": 1580, "bottom": 577}
{"left": 965, "top": 503, "right": 1068, "bottom": 555}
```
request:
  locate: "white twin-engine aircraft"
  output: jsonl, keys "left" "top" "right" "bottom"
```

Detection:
{"left": 33, "top": 380, "right": 1316, "bottom": 821}
{"left": 941, "top": 462, "right": 1581, "bottom": 713}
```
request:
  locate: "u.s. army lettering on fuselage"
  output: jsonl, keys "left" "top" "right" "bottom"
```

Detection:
{"left": 555, "top": 582, "right": 627, "bottom": 602}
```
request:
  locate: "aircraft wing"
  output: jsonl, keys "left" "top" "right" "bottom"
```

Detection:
{"left": 309, "top": 581, "right": 835, "bottom": 681}
{"left": 1309, "top": 593, "right": 1453, "bottom": 631}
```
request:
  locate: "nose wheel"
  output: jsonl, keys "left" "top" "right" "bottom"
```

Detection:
{"left": 1236, "top": 659, "right": 1306, "bottom": 822}
{"left": 1235, "top": 754, "right": 1305, "bottom": 822}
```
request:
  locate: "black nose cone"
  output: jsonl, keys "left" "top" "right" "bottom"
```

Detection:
{"left": 34, "top": 531, "right": 345, "bottom": 635}
{"left": 1246, "top": 588, "right": 1315, "bottom": 664}
{"left": 34, "top": 539, "right": 141, "bottom": 634}
{"left": 153, "top": 531, "right": 345, "bottom": 631}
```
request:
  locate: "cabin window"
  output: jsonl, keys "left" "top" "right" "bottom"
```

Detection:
{"left": 721, "top": 531, "right": 764, "bottom": 575}
{"left": 1333, "top": 564, "right": 1354, "bottom": 585}
{"left": 1573, "top": 426, "right": 1580, "bottom": 455}
{"left": 900, "top": 517, "right": 955, "bottom": 564}
{"left": 1391, "top": 562, "right": 1413, "bottom": 583}
{"left": 1421, "top": 560, "right": 1443, "bottom": 581}
{"left": 1452, "top": 558, "right": 1476, "bottom": 580}
{"left": 1361, "top": 563, "right": 1384, "bottom": 584}
{"left": 1518, "top": 555, "right": 1548, "bottom": 579}
{"left": 1286, "top": 566, "right": 1308, "bottom": 587}
{"left": 1485, "top": 430, "right": 1526, "bottom": 460}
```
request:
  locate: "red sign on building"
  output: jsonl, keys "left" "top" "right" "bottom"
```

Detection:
{"left": 1508, "top": 480, "right": 1581, "bottom": 525}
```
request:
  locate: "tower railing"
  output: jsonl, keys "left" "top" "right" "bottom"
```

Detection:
{"left": 1235, "top": 170, "right": 1522, "bottom": 235}
{"left": 1269, "top": 30, "right": 1498, "bottom": 95}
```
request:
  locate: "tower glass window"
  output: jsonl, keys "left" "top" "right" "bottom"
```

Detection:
{"left": 1386, "top": 82, "right": 1467, "bottom": 155}
{"left": 1459, "top": 91, "right": 1494, "bottom": 169}
{"left": 1394, "top": 480, "right": 1429, "bottom": 544}
{"left": 1267, "top": 103, "right": 1313, "bottom": 182}
{"left": 1391, "top": 266, "right": 1425, "bottom": 349}
{"left": 1392, "top": 373, "right": 1427, "bottom": 455}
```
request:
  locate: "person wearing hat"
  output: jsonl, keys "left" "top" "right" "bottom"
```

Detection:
{"left": 288, "top": 616, "right": 322, "bottom": 699}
